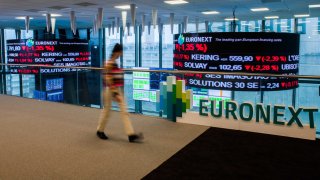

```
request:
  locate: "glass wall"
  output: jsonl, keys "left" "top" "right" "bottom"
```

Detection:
{"left": 296, "top": 17, "right": 320, "bottom": 131}
{"left": 240, "top": 21, "right": 262, "bottom": 32}
{"left": 162, "top": 24, "right": 178, "bottom": 68}
{"left": 20, "top": 30, "right": 35, "bottom": 98}
{"left": 105, "top": 28, "right": 121, "bottom": 58}
{"left": 299, "top": 17, "right": 320, "bottom": 75}
{"left": 4, "top": 29, "right": 20, "bottom": 96}
{"left": 123, "top": 26, "right": 135, "bottom": 68}
{"left": 209, "top": 22, "right": 229, "bottom": 32}
{"left": 140, "top": 25, "right": 159, "bottom": 113}
{"left": 141, "top": 25, "right": 159, "bottom": 68}
{"left": 105, "top": 26, "right": 135, "bottom": 111}
{"left": 263, "top": 18, "right": 295, "bottom": 109}
{"left": 122, "top": 26, "right": 136, "bottom": 110}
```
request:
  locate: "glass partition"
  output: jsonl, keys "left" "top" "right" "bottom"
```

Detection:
{"left": 162, "top": 24, "right": 178, "bottom": 68}
{"left": 4, "top": 29, "right": 20, "bottom": 96}
{"left": 20, "top": 30, "right": 35, "bottom": 98}
{"left": 300, "top": 17, "right": 320, "bottom": 76}
{"left": 240, "top": 20, "right": 262, "bottom": 32}
{"left": 105, "top": 28, "right": 121, "bottom": 60}
{"left": 296, "top": 83, "right": 320, "bottom": 129}
{"left": 123, "top": 26, "right": 135, "bottom": 68}
{"left": 141, "top": 25, "right": 159, "bottom": 68}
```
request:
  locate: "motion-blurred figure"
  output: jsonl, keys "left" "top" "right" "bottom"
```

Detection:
{"left": 97, "top": 43, "right": 143, "bottom": 143}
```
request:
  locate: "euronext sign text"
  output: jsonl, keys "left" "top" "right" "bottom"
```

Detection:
{"left": 199, "top": 100, "right": 318, "bottom": 128}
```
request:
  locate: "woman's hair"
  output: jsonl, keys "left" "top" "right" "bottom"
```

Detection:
{"left": 112, "top": 43, "right": 123, "bottom": 55}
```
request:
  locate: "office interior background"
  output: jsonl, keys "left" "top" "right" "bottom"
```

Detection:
{"left": 0, "top": 1, "right": 320, "bottom": 136}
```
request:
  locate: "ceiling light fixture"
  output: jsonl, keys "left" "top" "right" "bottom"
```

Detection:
{"left": 115, "top": 5, "right": 132, "bottom": 10}
{"left": 225, "top": 18, "right": 238, "bottom": 21}
{"left": 164, "top": 0, "right": 189, "bottom": 5}
{"left": 15, "top": 16, "right": 34, "bottom": 20}
{"left": 309, "top": 4, "right": 320, "bottom": 8}
{"left": 250, "top": 8, "right": 269, "bottom": 12}
{"left": 265, "top": 16, "right": 279, "bottom": 19}
{"left": 201, "top": 11, "right": 220, "bottom": 15}
{"left": 294, "top": 14, "right": 310, "bottom": 18}
{"left": 42, "top": 14, "right": 62, "bottom": 17}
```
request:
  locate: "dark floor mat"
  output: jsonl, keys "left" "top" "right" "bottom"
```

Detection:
{"left": 143, "top": 127, "right": 320, "bottom": 180}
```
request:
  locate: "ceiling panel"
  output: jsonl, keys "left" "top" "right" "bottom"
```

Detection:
{"left": 0, "top": 0, "right": 318, "bottom": 29}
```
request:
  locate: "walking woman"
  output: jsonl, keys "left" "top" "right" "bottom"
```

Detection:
{"left": 97, "top": 43, "right": 143, "bottom": 143}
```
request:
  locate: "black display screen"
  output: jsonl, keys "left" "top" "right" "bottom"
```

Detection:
{"left": 6, "top": 39, "right": 91, "bottom": 74}
{"left": 173, "top": 32, "right": 300, "bottom": 91}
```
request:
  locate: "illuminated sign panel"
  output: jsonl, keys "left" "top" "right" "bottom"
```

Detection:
{"left": 132, "top": 68, "right": 176, "bottom": 102}
{"left": 173, "top": 32, "right": 300, "bottom": 91}
{"left": 45, "top": 78, "right": 63, "bottom": 91}
{"left": 6, "top": 39, "right": 91, "bottom": 74}
{"left": 133, "top": 71, "right": 150, "bottom": 79}
{"left": 133, "top": 90, "right": 150, "bottom": 101}
{"left": 133, "top": 79, "right": 150, "bottom": 90}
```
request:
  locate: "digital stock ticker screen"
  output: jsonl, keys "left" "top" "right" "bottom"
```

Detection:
{"left": 6, "top": 39, "right": 91, "bottom": 74}
{"left": 173, "top": 32, "right": 300, "bottom": 91}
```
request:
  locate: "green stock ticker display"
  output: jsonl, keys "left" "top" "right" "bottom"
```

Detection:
{"left": 133, "top": 90, "right": 157, "bottom": 102}
{"left": 133, "top": 71, "right": 150, "bottom": 79}
{"left": 133, "top": 79, "right": 150, "bottom": 90}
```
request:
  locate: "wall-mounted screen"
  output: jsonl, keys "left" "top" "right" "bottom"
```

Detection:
{"left": 7, "top": 39, "right": 90, "bottom": 74}
{"left": 173, "top": 32, "right": 300, "bottom": 91}
{"left": 45, "top": 78, "right": 64, "bottom": 102}
{"left": 132, "top": 68, "right": 174, "bottom": 102}
{"left": 46, "top": 78, "right": 63, "bottom": 91}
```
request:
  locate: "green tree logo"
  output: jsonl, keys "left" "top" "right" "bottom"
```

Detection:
{"left": 26, "top": 39, "right": 34, "bottom": 47}
{"left": 178, "top": 34, "right": 185, "bottom": 45}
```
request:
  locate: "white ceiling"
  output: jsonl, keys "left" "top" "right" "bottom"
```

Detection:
{"left": 0, "top": 0, "right": 319, "bottom": 29}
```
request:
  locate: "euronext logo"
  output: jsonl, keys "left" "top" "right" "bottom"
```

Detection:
{"left": 26, "top": 39, "right": 34, "bottom": 47}
{"left": 178, "top": 34, "right": 185, "bottom": 45}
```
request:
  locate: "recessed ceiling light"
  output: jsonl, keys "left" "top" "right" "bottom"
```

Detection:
{"left": 265, "top": 16, "right": 279, "bottom": 19}
{"left": 42, "top": 14, "right": 62, "bottom": 17}
{"left": 309, "top": 4, "right": 320, "bottom": 8}
{"left": 164, "top": 0, "right": 189, "bottom": 5}
{"left": 250, "top": 8, "right": 269, "bottom": 12}
{"left": 114, "top": 5, "right": 130, "bottom": 9}
{"left": 201, "top": 11, "right": 220, "bottom": 15}
{"left": 15, "top": 16, "right": 34, "bottom": 20}
{"left": 294, "top": 14, "right": 310, "bottom": 18}
{"left": 225, "top": 18, "right": 239, "bottom": 21}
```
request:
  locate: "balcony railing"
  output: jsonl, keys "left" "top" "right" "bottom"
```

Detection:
{"left": 1, "top": 63, "right": 320, "bottom": 138}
